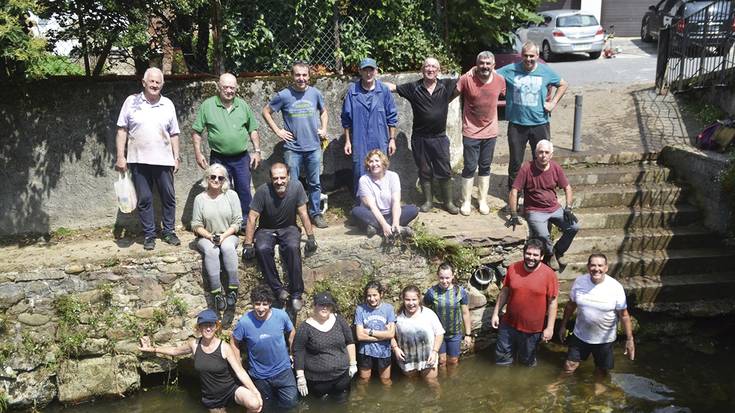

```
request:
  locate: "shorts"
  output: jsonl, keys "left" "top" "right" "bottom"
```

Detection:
{"left": 201, "top": 384, "right": 238, "bottom": 409}
{"left": 566, "top": 334, "right": 615, "bottom": 370}
{"left": 357, "top": 353, "right": 392, "bottom": 370}
{"left": 439, "top": 334, "right": 463, "bottom": 357}
{"left": 495, "top": 322, "right": 542, "bottom": 367}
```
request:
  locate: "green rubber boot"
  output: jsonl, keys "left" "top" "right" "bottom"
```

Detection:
{"left": 419, "top": 180, "right": 433, "bottom": 212}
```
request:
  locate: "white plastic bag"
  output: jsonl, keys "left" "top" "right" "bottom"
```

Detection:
{"left": 114, "top": 171, "right": 137, "bottom": 213}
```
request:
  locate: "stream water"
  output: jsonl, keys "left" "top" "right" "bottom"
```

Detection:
{"left": 45, "top": 339, "right": 734, "bottom": 413}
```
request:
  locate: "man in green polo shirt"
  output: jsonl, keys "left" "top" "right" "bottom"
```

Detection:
{"left": 193, "top": 73, "right": 262, "bottom": 233}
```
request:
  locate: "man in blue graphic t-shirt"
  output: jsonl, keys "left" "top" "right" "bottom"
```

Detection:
{"left": 497, "top": 41, "right": 568, "bottom": 190}
{"left": 263, "top": 61, "right": 329, "bottom": 229}
{"left": 230, "top": 285, "right": 297, "bottom": 409}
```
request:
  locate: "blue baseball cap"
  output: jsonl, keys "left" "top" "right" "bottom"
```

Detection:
{"left": 197, "top": 309, "right": 218, "bottom": 325}
{"left": 359, "top": 58, "right": 378, "bottom": 69}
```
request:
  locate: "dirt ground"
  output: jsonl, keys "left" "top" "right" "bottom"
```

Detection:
{"left": 0, "top": 83, "right": 700, "bottom": 273}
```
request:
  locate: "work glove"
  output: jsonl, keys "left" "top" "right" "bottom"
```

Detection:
{"left": 348, "top": 362, "right": 358, "bottom": 378}
{"left": 506, "top": 213, "right": 521, "bottom": 231}
{"left": 296, "top": 373, "right": 308, "bottom": 397}
{"left": 242, "top": 244, "right": 255, "bottom": 261}
{"left": 304, "top": 235, "right": 318, "bottom": 254}
{"left": 563, "top": 207, "right": 578, "bottom": 224}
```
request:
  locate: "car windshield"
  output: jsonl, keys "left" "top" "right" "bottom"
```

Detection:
{"left": 556, "top": 14, "right": 599, "bottom": 27}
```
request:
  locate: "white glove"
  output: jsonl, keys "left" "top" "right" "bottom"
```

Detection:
{"left": 348, "top": 362, "right": 358, "bottom": 378}
{"left": 296, "top": 373, "right": 308, "bottom": 397}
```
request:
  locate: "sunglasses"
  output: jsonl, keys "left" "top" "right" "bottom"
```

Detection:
{"left": 209, "top": 175, "right": 226, "bottom": 182}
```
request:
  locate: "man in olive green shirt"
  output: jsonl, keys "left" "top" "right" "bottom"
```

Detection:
{"left": 193, "top": 73, "right": 262, "bottom": 232}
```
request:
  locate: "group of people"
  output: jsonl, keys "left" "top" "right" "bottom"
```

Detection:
{"left": 118, "top": 40, "right": 638, "bottom": 411}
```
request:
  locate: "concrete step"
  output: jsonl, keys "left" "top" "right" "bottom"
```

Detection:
{"left": 564, "top": 164, "right": 671, "bottom": 186}
{"left": 554, "top": 151, "right": 659, "bottom": 167}
{"left": 568, "top": 205, "right": 700, "bottom": 230}
{"left": 558, "top": 248, "right": 735, "bottom": 279}
{"left": 567, "top": 182, "right": 685, "bottom": 208}
{"left": 564, "top": 226, "right": 720, "bottom": 255}
{"left": 622, "top": 273, "right": 735, "bottom": 304}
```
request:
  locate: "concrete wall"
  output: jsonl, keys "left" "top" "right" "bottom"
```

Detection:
{"left": 0, "top": 75, "right": 461, "bottom": 236}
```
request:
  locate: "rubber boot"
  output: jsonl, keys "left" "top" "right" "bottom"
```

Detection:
{"left": 439, "top": 179, "right": 459, "bottom": 215}
{"left": 419, "top": 179, "right": 433, "bottom": 212}
{"left": 460, "top": 177, "right": 474, "bottom": 216}
{"left": 478, "top": 176, "right": 490, "bottom": 215}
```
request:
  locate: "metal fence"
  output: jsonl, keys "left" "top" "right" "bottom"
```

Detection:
{"left": 656, "top": 0, "right": 735, "bottom": 93}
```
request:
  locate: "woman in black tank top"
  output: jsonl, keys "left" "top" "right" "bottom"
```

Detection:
{"left": 139, "top": 309, "right": 263, "bottom": 412}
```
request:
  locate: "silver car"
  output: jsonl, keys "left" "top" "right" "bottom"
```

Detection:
{"left": 519, "top": 10, "right": 606, "bottom": 60}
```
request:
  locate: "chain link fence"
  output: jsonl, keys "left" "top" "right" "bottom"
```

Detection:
{"left": 224, "top": 0, "right": 447, "bottom": 74}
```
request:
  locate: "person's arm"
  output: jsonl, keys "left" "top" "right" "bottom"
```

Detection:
{"left": 192, "top": 131, "right": 209, "bottom": 170}
{"left": 287, "top": 328, "right": 296, "bottom": 355}
{"left": 391, "top": 336, "right": 405, "bottom": 361}
{"left": 297, "top": 204, "right": 314, "bottom": 237}
{"left": 223, "top": 343, "right": 262, "bottom": 409}
{"left": 544, "top": 78, "right": 568, "bottom": 113}
{"left": 362, "top": 195, "right": 392, "bottom": 237}
{"left": 170, "top": 134, "right": 181, "bottom": 173}
{"left": 491, "top": 286, "right": 510, "bottom": 329}
{"left": 543, "top": 296, "right": 558, "bottom": 342}
{"left": 139, "top": 336, "right": 193, "bottom": 357}
{"left": 387, "top": 126, "right": 397, "bottom": 157}
{"left": 385, "top": 90, "right": 398, "bottom": 156}
{"left": 243, "top": 210, "right": 260, "bottom": 245}
{"left": 115, "top": 127, "right": 128, "bottom": 172}
{"left": 461, "top": 304, "right": 473, "bottom": 347}
{"left": 249, "top": 130, "right": 261, "bottom": 169}
{"left": 563, "top": 185, "right": 573, "bottom": 208}
{"left": 347, "top": 343, "right": 357, "bottom": 368}
{"left": 318, "top": 108, "right": 329, "bottom": 139}
{"left": 390, "top": 189, "right": 401, "bottom": 233}
{"left": 619, "top": 308, "right": 635, "bottom": 361}
{"left": 557, "top": 301, "right": 577, "bottom": 343}
{"left": 341, "top": 93, "right": 353, "bottom": 156}
{"left": 229, "top": 335, "right": 243, "bottom": 363}
{"left": 509, "top": 188, "right": 519, "bottom": 215}
{"left": 383, "top": 81, "right": 397, "bottom": 92}
{"left": 427, "top": 333, "right": 443, "bottom": 366}
{"left": 262, "top": 105, "right": 294, "bottom": 142}
{"left": 343, "top": 128, "right": 352, "bottom": 156}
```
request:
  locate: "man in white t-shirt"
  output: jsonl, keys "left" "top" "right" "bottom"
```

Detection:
{"left": 557, "top": 253, "right": 635, "bottom": 379}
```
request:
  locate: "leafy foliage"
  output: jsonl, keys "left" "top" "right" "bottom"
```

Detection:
{"left": 0, "top": 0, "right": 49, "bottom": 79}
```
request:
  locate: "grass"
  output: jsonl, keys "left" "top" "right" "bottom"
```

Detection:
{"left": 410, "top": 223, "right": 480, "bottom": 282}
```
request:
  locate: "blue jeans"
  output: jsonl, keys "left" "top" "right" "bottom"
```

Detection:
{"left": 210, "top": 151, "right": 251, "bottom": 224}
{"left": 254, "top": 226, "right": 304, "bottom": 299}
{"left": 129, "top": 163, "right": 176, "bottom": 239}
{"left": 462, "top": 137, "right": 497, "bottom": 178}
{"left": 350, "top": 205, "right": 419, "bottom": 231}
{"left": 253, "top": 368, "right": 298, "bottom": 410}
{"left": 526, "top": 206, "right": 580, "bottom": 257}
{"left": 495, "top": 322, "right": 542, "bottom": 366}
{"left": 285, "top": 149, "right": 322, "bottom": 218}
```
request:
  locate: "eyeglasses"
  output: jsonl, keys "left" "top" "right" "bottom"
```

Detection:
{"left": 209, "top": 175, "right": 226, "bottom": 182}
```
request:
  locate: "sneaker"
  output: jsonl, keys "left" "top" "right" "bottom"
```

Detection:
{"left": 143, "top": 237, "right": 156, "bottom": 250}
{"left": 555, "top": 250, "right": 567, "bottom": 273}
{"left": 278, "top": 289, "right": 290, "bottom": 302}
{"left": 291, "top": 297, "right": 304, "bottom": 312}
{"left": 366, "top": 226, "right": 377, "bottom": 238}
{"left": 312, "top": 214, "right": 328, "bottom": 229}
{"left": 226, "top": 290, "right": 238, "bottom": 307}
{"left": 214, "top": 294, "right": 227, "bottom": 311}
{"left": 162, "top": 233, "right": 181, "bottom": 246}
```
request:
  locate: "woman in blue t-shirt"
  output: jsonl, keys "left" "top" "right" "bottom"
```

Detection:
{"left": 424, "top": 262, "right": 473, "bottom": 367}
{"left": 354, "top": 281, "right": 396, "bottom": 385}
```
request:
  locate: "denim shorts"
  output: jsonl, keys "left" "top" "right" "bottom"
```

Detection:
{"left": 439, "top": 334, "right": 463, "bottom": 357}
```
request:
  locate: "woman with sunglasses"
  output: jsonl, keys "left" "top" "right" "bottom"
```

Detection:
{"left": 192, "top": 164, "right": 243, "bottom": 313}
{"left": 140, "top": 309, "right": 262, "bottom": 412}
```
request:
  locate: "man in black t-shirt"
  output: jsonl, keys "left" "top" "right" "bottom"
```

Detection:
{"left": 385, "top": 57, "right": 460, "bottom": 214}
{"left": 242, "top": 163, "right": 317, "bottom": 310}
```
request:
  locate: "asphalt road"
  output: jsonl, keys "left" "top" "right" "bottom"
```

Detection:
{"left": 545, "top": 37, "right": 659, "bottom": 86}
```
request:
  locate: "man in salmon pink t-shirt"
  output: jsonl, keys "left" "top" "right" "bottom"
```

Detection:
{"left": 491, "top": 238, "right": 558, "bottom": 366}
{"left": 455, "top": 51, "right": 506, "bottom": 216}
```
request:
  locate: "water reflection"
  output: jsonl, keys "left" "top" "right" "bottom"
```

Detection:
{"left": 47, "top": 342, "right": 734, "bottom": 413}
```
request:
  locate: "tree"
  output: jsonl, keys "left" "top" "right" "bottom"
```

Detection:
{"left": 0, "top": 0, "right": 49, "bottom": 80}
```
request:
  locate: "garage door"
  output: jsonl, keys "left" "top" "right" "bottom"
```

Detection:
{"left": 538, "top": 0, "right": 580, "bottom": 12}
{"left": 601, "top": 0, "right": 651, "bottom": 36}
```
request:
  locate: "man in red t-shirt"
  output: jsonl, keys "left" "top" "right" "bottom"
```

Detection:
{"left": 491, "top": 238, "right": 558, "bottom": 366}
{"left": 507, "top": 139, "right": 579, "bottom": 270}
{"left": 455, "top": 51, "right": 506, "bottom": 216}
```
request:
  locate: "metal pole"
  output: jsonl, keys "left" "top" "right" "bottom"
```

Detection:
{"left": 572, "top": 94, "right": 583, "bottom": 152}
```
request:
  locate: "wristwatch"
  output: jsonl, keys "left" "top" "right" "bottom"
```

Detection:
{"left": 368, "top": 329, "right": 374, "bottom": 337}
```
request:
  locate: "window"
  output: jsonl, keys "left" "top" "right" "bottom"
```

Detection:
{"left": 556, "top": 14, "right": 599, "bottom": 28}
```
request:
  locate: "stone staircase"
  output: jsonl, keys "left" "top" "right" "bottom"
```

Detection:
{"left": 549, "top": 153, "right": 735, "bottom": 313}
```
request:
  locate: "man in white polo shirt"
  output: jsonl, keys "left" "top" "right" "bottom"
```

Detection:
{"left": 115, "top": 67, "right": 181, "bottom": 250}
{"left": 557, "top": 253, "right": 635, "bottom": 381}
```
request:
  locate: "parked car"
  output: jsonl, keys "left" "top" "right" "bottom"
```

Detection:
{"left": 642, "top": 0, "right": 733, "bottom": 55}
{"left": 517, "top": 10, "right": 605, "bottom": 61}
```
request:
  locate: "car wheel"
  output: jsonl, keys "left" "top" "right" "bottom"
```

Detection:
{"left": 641, "top": 17, "right": 653, "bottom": 42}
{"left": 542, "top": 41, "right": 554, "bottom": 62}
{"left": 589, "top": 51, "right": 601, "bottom": 59}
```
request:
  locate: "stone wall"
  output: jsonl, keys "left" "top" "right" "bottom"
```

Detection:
{"left": 659, "top": 145, "right": 732, "bottom": 234}
{"left": 0, "top": 75, "right": 462, "bottom": 236}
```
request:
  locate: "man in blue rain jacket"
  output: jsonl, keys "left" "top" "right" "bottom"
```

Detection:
{"left": 341, "top": 58, "right": 398, "bottom": 196}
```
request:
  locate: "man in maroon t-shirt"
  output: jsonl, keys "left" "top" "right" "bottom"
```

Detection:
{"left": 507, "top": 139, "right": 578, "bottom": 270}
{"left": 491, "top": 238, "right": 558, "bottom": 366}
